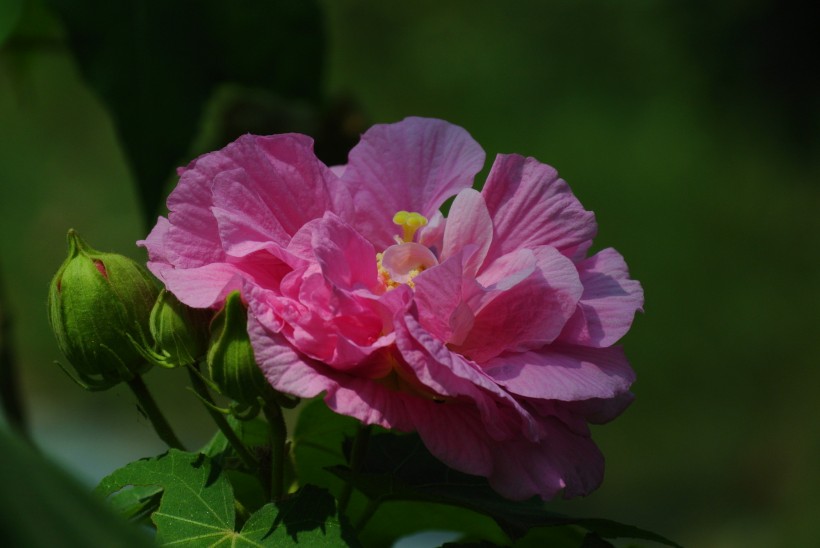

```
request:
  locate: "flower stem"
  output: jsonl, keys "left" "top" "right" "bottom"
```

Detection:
{"left": 262, "top": 399, "right": 287, "bottom": 500}
{"left": 186, "top": 365, "right": 258, "bottom": 470}
{"left": 126, "top": 375, "right": 185, "bottom": 450}
{"left": 337, "top": 423, "right": 371, "bottom": 516}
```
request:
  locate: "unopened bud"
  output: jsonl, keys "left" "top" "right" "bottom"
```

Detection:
{"left": 144, "top": 289, "right": 211, "bottom": 368}
{"left": 48, "top": 229, "right": 157, "bottom": 390}
{"left": 207, "top": 291, "right": 273, "bottom": 406}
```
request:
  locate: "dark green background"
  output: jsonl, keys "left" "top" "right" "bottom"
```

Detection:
{"left": 1, "top": 1, "right": 818, "bottom": 546}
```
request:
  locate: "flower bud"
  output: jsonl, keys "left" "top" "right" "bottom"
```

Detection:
{"left": 207, "top": 291, "right": 273, "bottom": 406}
{"left": 48, "top": 229, "right": 158, "bottom": 390}
{"left": 145, "top": 289, "right": 211, "bottom": 368}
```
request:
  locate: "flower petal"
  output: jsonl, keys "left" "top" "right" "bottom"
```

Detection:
{"left": 342, "top": 117, "right": 485, "bottom": 247}
{"left": 458, "top": 246, "right": 583, "bottom": 363}
{"left": 311, "top": 213, "right": 379, "bottom": 291}
{"left": 440, "top": 188, "right": 493, "bottom": 277}
{"left": 210, "top": 134, "right": 347, "bottom": 239}
{"left": 486, "top": 417, "right": 604, "bottom": 500}
{"left": 483, "top": 344, "right": 635, "bottom": 401}
{"left": 557, "top": 248, "right": 644, "bottom": 347}
{"left": 412, "top": 250, "right": 481, "bottom": 345}
{"left": 481, "top": 154, "right": 597, "bottom": 264}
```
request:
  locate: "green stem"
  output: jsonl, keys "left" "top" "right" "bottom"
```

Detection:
{"left": 355, "top": 500, "right": 381, "bottom": 533}
{"left": 126, "top": 375, "right": 185, "bottom": 450}
{"left": 337, "top": 424, "right": 371, "bottom": 516}
{"left": 262, "top": 399, "right": 287, "bottom": 500}
{"left": 186, "top": 365, "right": 258, "bottom": 470}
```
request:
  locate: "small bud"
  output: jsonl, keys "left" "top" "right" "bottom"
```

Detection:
{"left": 207, "top": 291, "right": 273, "bottom": 406}
{"left": 48, "top": 229, "right": 158, "bottom": 390}
{"left": 144, "top": 289, "right": 211, "bottom": 368}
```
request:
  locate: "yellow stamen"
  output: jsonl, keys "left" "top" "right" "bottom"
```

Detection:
{"left": 376, "top": 252, "right": 399, "bottom": 290}
{"left": 392, "top": 211, "right": 428, "bottom": 242}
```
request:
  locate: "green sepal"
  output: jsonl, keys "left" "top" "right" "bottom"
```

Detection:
{"left": 207, "top": 291, "right": 275, "bottom": 406}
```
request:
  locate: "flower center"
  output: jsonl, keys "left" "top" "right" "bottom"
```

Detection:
{"left": 377, "top": 211, "right": 437, "bottom": 289}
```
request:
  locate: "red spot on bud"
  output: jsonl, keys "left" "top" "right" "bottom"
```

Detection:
{"left": 93, "top": 259, "right": 108, "bottom": 279}
{"left": 56, "top": 277, "right": 62, "bottom": 293}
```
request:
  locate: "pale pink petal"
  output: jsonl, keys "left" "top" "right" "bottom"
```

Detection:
{"left": 416, "top": 210, "right": 446, "bottom": 256}
{"left": 158, "top": 263, "right": 244, "bottom": 308}
{"left": 342, "top": 117, "right": 485, "bottom": 247}
{"left": 381, "top": 243, "right": 438, "bottom": 284}
{"left": 457, "top": 246, "right": 583, "bottom": 363}
{"left": 481, "top": 154, "right": 597, "bottom": 264}
{"left": 483, "top": 345, "right": 635, "bottom": 401}
{"left": 440, "top": 189, "right": 493, "bottom": 276}
{"left": 557, "top": 248, "right": 644, "bottom": 347}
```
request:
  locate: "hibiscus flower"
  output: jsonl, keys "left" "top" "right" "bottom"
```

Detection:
{"left": 140, "top": 117, "right": 643, "bottom": 500}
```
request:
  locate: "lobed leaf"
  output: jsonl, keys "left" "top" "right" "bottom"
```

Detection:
{"left": 97, "top": 449, "right": 352, "bottom": 546}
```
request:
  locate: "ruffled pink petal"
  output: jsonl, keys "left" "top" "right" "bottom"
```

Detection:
{"left": 248, "top": 282, "right": 392, "bottom": 376}
{"left": 138, "top": 216, "right": 172, "bottom": 264}
{"left": 557, "top": 248, "right": 644, "bottom": 347}
{"left": 396, "top": 312, "right": 536, "bottom": 441}
{"left": 341, "top": 117, "right": 485, "bottom": 247}
{"left": 440, "top": 189, "right": 493, "bottom": 277}
{"left": 562, "top": 392, "right": 635, "bottom": 425}
{"left": 413, "top": 401, "right": 604, "bottom": 500}
{"left": 486, "top": 416, "right": 604, "bottom": 500}
{"left": 311, "top": 213, "right": 379, "bottom": 291}
{"left": 458, "top": 246, "right": 583, "bottom": 363}
{"left": 211, "top": 173, "right": 292, "bottom": 255}
{"left": 483, "top": 344, "right": 635, "bottom": 401}
{"left": 161, "top": 150, "right": 231, "bottom": 268}
{"left": 249, "top": 314, "right": 337, "bottom": 398}
{"left": 412, "top": 250, "right": 480, "bottom": 345}
{"left": 210, "top": 134, "right": 348, "bottom": 238}
{"left": 481, "top": 154, "right": 597, "bottom": 265}
{"left": 157, "top": 263, "right": 244, "bottom": 308}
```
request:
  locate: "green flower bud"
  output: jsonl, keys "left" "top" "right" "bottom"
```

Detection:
{"left": 48, "top": 229, "right": 158, "bottom": 390}
{"left": 207, "top": 291, "right": 273, "bottom": 406}
{"left": 143, "top": 289, "right": 211, "bottom": 368}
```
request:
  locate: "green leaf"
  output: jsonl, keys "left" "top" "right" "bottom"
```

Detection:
{"left": 291, "top": 398, "right": 359, "bottom": 494}
{"left": 106, "top": 483, "right": 163, "bottom": 524}
{"left": 0, "top": 428, "right": 153, "bottom": 547}
{"left": 45, "top": 0, "right": 326, "bottom": 224}
{"left": 96, "top": 450, "right": 235, "bottom": 545}
{"left": 97, "top": 450, "right": 354, "bottom": 546}
{"left": 330, "top": 433, "right": 681, "bottom": 548}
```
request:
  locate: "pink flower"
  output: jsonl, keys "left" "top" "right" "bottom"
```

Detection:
{"left": 140, "top": 117, "right": 643, "bottom": 500}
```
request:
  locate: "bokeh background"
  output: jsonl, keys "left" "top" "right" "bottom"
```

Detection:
{"left": 1, "top": 1, "right": 818, "bottom": 546}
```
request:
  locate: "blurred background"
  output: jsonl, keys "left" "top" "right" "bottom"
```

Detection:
{"left": 1, "top": 1, "right": 818, "bottom": 546}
